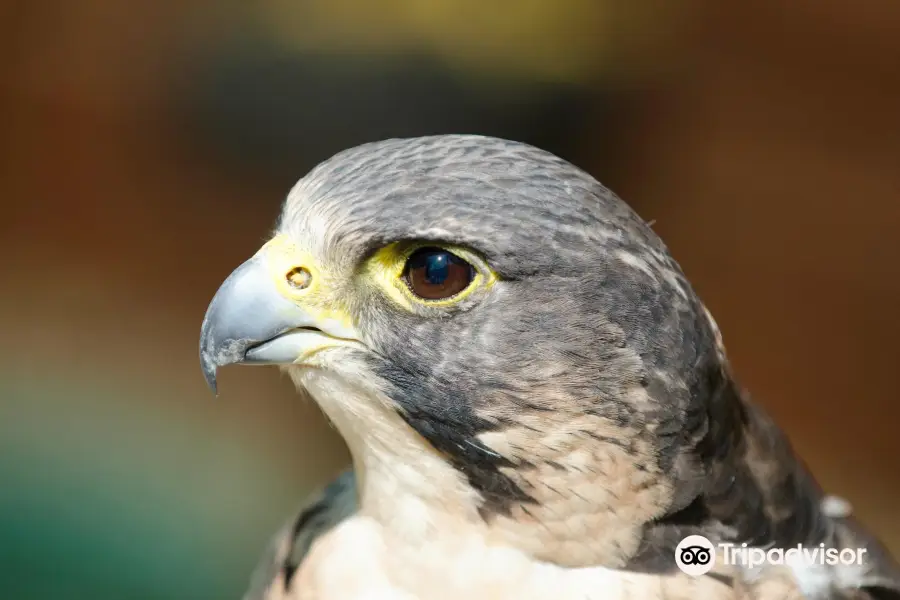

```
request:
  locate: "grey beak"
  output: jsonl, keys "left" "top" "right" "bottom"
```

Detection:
{"left": 199, "top": 255, "right": 320, "bottom": 394}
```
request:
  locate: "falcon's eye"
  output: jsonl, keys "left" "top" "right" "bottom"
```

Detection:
{"left": 403, "top": 247, "right": 474, "bottom": 300}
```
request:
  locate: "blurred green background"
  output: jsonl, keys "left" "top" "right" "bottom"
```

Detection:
{"left": 2, "top": 1, "right": 899, "bottom": 598}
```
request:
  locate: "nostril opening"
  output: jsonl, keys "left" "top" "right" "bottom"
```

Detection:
{"left": 286, "top": 266, "right": 312, "bottom": 289}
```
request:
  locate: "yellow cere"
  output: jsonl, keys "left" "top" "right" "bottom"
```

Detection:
{"left": 257, "top": 234, "right": 356, "bottom": 331}
{"left": 364, "top": 241, "right": 498, "bottom": 310}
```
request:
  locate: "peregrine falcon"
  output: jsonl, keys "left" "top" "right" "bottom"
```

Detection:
{"left": 199, "top": 135, "right": 900, "bottom": 599}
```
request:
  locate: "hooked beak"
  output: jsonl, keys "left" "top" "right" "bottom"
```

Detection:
{"left": 199, "top": 247, "right": 360, "bottom": 395}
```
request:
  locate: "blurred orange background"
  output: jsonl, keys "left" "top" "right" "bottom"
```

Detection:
{"left": 2, "top": 1, "right": 898, "bottom": 598}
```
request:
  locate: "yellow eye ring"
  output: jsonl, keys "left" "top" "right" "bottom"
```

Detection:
{"left": 365, "top": 242, "right": 497, "bottom": 309}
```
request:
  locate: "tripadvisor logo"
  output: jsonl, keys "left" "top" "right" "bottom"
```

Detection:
{"left": 675, "top": 535, "right": 716, "bottom": 576}
{"left": 675, "top": 535, "right": 868, "bottom": 576}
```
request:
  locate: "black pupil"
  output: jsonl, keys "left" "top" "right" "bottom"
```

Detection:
{"left": 409, "top": 250, "right": 461, "bottom": 283}
{"left": 422, "top": 251, "right": 452, "bottom": 284}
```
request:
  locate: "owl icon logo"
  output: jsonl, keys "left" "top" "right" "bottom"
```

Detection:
{"left": 675, "top": 535, "right": 716, "bottom": 576}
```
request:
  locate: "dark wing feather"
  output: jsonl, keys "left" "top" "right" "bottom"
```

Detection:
{"left": 243, "top": 470, "right": 357, "bottom": 600}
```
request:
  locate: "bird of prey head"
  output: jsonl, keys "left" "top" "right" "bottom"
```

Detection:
{"left": 200, "top": 135, "right": 899, "bottom": 599}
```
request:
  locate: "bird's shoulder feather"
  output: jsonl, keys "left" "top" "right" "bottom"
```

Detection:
{"left": 243, "top": 470, "right": 358, "bottom": 600}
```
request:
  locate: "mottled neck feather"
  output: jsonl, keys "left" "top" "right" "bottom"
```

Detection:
{"left": 634, "top": 375, "right": 831, "bottom": 567}
{"left": 704, "top": 379, "right": 829, "bottom": 546}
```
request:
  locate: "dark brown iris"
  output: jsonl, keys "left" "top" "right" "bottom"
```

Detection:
{"left": 403, "top": 247, "right": 474, "bottom": 300}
